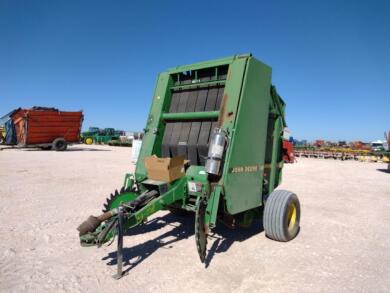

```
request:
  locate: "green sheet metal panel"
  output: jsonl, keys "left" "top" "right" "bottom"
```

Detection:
{"left": 218, "top": 57, "right": 248, "bottom": 132}
{"left": 222, "top": 57, "right": 272, "bottom": 215}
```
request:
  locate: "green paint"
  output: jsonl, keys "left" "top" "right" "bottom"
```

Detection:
{"left": 205, "top": 186, "right": 222, "bottom": 228}
{"left": 222, "top": 57, "right": 272, "bottom": 214}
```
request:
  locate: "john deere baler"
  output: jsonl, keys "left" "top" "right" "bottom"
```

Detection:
{"left": 77, "top": 54, "right": 301, "bottom": 279}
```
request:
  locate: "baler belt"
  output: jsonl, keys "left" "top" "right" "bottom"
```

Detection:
{"left": 177, "top": 90, "right": 197, "bottom": 159}
{"left": 161, "top": 91, "right": 181, "bottom": 157}
{"left": 170, "top": 90, "right": 189, "bottom": 157}
{"left": 162, "top": 84, "right": 224, "bottom": 165}
{"left": 187, "top": 87, "right": 208, "bottom": 164}
{"left": 198, "top": 86, "right": 219, "bottom": 165}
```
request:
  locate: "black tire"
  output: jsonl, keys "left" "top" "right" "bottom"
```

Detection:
{"left": 52, "top": 138, "right": 67, "bottom": 151}
{"left": 263, "top": 190, "right": 300, "bottom": 242}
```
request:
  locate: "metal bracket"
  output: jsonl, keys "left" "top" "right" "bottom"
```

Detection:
{"left": 205, "top": 186, "right": 222, "bottom": 228}
{"left": 123, "top": 173, "right": 134, "bottom": 191}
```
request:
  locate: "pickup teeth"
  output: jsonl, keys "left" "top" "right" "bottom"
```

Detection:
{"left": 101, "top": 187, "right": 135, "bottom": 213}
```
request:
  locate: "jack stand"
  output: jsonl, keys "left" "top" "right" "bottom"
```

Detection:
{"left": 112, "top": 206, "right": 126, "bottom": 279}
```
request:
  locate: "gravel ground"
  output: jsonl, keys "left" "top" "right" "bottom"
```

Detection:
{"left": 0, "top": 144, "right": 389, "bottom": 293}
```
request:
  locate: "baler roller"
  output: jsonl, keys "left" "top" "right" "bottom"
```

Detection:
{"left": 161, "top": 110, "right": 219, "bottom": 121}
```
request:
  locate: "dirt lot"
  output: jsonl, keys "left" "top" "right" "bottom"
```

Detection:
{"left": 0, "top": 145, "right": 389, "bottom": 292}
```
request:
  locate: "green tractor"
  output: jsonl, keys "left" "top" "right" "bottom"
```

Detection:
{"left": 82, "top": 127, "right": 121, "bottom": 145}
{"left": 81, "top": 127, "right": 100, "bottom": 145}
{"left": 77, "top": 54, "right": 301, "bottom": 279}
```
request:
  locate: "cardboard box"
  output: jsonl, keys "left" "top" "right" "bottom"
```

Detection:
{"left": 144, "top": 155, "right": 185, "bottom": 183}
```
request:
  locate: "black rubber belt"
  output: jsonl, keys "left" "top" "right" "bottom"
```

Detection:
{"left": 187, "top": 88, "right": 207, "bottom": 165}
{"left": 161, "top": 91, "right": 180, "bottom": 157}
{"left": 177, "top": 89, "right": 197, "bottom": 159}
{"left": 197, "top": 85, "right": 219, "bottom": 165}
{"left": 169, "top": 90, "right": 189, "bottom": 157}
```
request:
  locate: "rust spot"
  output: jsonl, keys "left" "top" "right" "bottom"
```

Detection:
{"left": 218, "top": 93, "right": 229, "bottom": 126}
{"left": 224, "top": 110, "right": 235, "bottom": 124}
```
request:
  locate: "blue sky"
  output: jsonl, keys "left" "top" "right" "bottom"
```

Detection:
{"left": 0, "top": 0, "right": 389, "bottom": 141}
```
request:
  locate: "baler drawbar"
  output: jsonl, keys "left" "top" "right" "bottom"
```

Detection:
{"left": 77, "top": 54, "right": 301, "bottom": 279}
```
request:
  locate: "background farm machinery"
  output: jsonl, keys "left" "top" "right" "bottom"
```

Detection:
{"left": 0, "top": 107, "right": 82, "bottom": 150}
{"left": 82, "top": 127, "right": 124, "bottom": 145}
{"left": 294, "top": 136, "right": 390, "bottom": 163}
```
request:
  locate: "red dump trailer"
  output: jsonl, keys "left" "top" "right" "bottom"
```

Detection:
{"left": 283, "top": 140, "right": 295, "bottom": 163}
{"left": 11, "top": 107, "right": 83, "bottom": 151}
